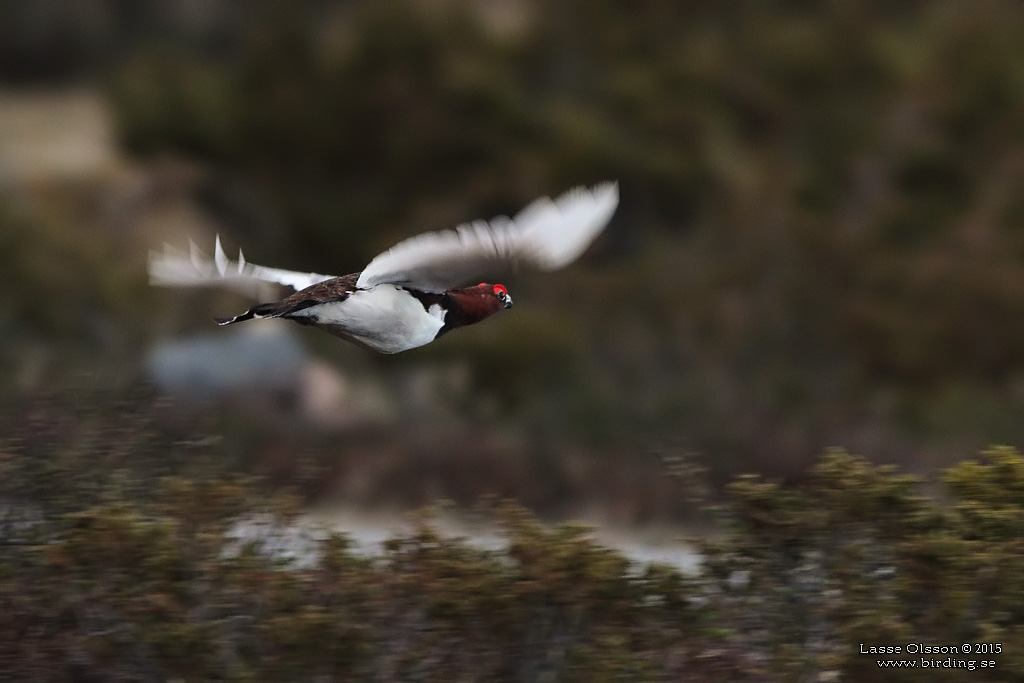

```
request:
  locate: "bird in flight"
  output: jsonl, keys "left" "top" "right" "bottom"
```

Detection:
{"left": 150, "top": 183, "right": 618, "bottom": 354}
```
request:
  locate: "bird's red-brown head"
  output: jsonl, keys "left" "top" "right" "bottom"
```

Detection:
{"left": 441, "top": 282, "right": 513, "bottom": 334}
{"left": 461, "top": 282, "right": 513, "bottom": 312}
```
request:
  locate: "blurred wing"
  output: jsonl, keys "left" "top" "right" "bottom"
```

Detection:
{"left": 356, "top": 182, "right": 619, "bottom": 292}
{"left": 149, "top": 236, "right": 336, "bottom": 298}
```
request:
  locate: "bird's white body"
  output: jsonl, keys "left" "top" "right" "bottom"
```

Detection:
{"left": 288, "top": 285, "right": 447, "bottom": 354}
{"left": 150, "top": 183, "right": 619, "bottom": 353}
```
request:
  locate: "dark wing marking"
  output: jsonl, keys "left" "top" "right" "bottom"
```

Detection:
{"left": 401, "top": 287, "right": 447, "bottom": 312}
{"left": 217, "top": 273, "right": 361, "bottom": 325}
{"left": 266, "top": 273, "right": 362, "bottom": 317}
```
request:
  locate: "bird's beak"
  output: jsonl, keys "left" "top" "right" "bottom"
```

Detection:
{"left": 504, "top": 295, "right": 513, "bottom": 309}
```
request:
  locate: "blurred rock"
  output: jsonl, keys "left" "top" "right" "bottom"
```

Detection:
{"left": 298, "top": 357, "right": 397, "bottom": 430}
{"left": 147, "top": 324, "right": 396, "bottom": 429}
{"left": 148, "top": 323, "right": 304, "bottom": 397}
{"left": 0, "top": 88, "right": 119, "bottom": 185}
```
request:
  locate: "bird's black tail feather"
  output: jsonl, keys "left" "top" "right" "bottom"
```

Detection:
{"left": 214, "top": 302, "right": 280, "bottom": 326}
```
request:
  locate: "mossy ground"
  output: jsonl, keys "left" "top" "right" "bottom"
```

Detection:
{"left": 2, "top": 396, "right": 1022, "bottom": 681}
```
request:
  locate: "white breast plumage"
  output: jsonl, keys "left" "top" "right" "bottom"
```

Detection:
{"left": 289, "top": 285, "right": 446, "bottom": 354}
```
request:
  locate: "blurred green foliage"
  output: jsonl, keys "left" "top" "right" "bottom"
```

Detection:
{"left": 0, "top": 197, "right": 154, "bottom": 399}
{"left": 2, "top": 0, "right": 1024, "bottom": 474}
{"left": 87, "top": 0, "right": 1024, "bottom": 473}
{"left": 3, "top": 396, "right": 1023, "bottom": 680}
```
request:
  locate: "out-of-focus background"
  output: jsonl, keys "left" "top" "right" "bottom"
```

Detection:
{"left": 3, "top": 2, "right": 1024, "bottom": 678}
{"left": 5, "top": 0, "right": 1024, "bottom": 506}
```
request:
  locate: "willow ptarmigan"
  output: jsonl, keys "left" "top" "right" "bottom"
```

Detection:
{"left": 149, "top": 183, "right": 618, "bottom": 354}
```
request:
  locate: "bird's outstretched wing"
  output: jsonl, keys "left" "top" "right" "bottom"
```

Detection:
{"left": 356, "top": 182, "right": 619, "bottom": 292}
{"left": 149, "top": 236, "right": 335, "bottom": 297}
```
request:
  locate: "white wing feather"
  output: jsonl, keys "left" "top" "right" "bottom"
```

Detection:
{"left": 356, "top": 182, "right": 619, "bottom": 292}
{"left": 148, "top": 235, "right": 335, "bottom": 297}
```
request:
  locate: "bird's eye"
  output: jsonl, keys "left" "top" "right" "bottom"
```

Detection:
{"left": 498, "top": 291, "right": 507, "bottom": 301}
